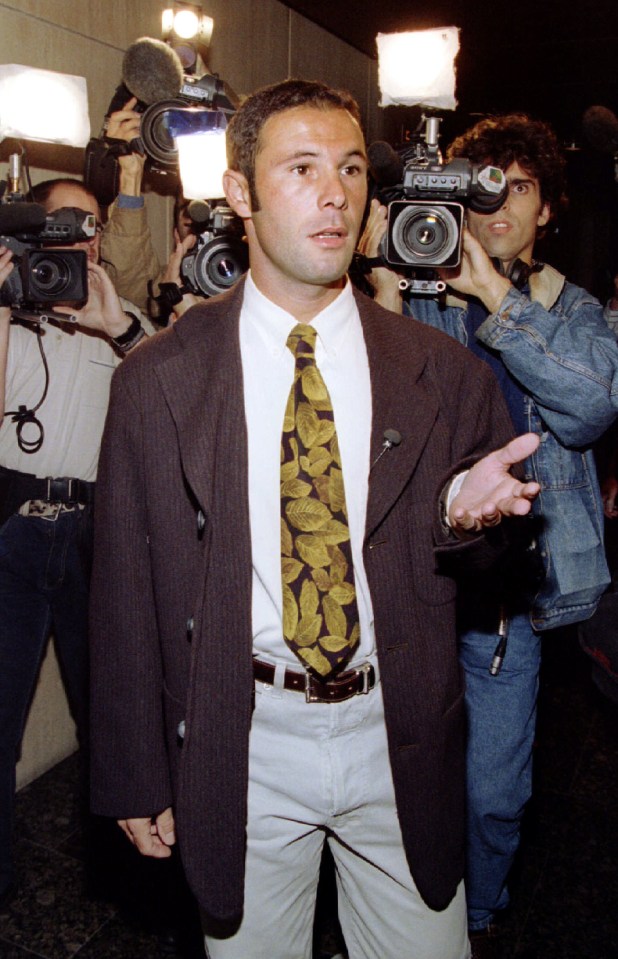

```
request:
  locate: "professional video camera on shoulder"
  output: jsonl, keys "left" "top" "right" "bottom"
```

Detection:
{"left": 0, "top": 156, "right": 91, "bottom": 319}
{"left": 84, "top": 37, "right": 238, "bottom": 205}
{"left": 368, "top": 115, "right": 508, "bottom": 293}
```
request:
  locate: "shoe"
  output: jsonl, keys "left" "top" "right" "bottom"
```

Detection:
{"left": 469, "top": 924, "right": 503, "bottom": 959}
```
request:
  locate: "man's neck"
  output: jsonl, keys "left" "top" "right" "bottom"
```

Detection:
{"left": 249, "top": 270, "right": 347, "bottom": 324}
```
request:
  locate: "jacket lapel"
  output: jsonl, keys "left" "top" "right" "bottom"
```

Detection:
{"left": 357, "top": 294, "right": 440, "bottom": 540}
{"left": 153, "top": 283, "right": 248, "bottom": 516}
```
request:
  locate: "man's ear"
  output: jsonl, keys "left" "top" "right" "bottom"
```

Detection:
{"left": 223, "top": 169, "right": 252, "bottom": 219}
{"left": 537, "top": 201, "right": 551, "bottom": 229}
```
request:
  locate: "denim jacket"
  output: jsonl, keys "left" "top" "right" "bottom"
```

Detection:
{"left": 408, "top": 264, "right": 618, "bottom": 629}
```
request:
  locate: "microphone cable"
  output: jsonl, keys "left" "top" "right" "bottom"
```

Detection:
{"left": 3, "top": 322, "right": 49, "bottom": 453}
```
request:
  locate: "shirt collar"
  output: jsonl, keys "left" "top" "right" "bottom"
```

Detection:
{"left": 243, "top": 271, "right": 358, "bottom": 360}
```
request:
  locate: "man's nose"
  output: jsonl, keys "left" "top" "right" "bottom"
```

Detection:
{"left": 319, "top": 170, "right": 347, "bottom": 209}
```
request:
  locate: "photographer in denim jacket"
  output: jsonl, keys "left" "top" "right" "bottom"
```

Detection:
{"left": 359, "top": 114, "right": 618, "bottom": 957}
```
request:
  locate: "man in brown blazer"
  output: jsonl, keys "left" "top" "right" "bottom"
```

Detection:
{"left": 89, "top": 79, "right": 540, "bottom": 959}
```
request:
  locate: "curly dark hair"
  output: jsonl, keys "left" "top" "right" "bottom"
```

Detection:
{"left": 226, "top": 78, "right": 363, "bottom": 209}
{"left": 447, "top": 114, "right": 567, "bottom": 217}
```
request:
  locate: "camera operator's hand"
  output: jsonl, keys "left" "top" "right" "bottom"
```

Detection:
{"left": 440, "top": 227, "right": 511, "bottom": 314}
{"left": 57, "top": 262, "right": 136, "bottom": 339}
{"left": 105, "top": 96, "right": 146, "bottom": 197}
{"left": 0, "top": 244, "right": 14, "bottom": 290}
{"left": 357, "top": 199, "right": 404, "bottom": 313}
{"left": 160, "top": 233, "right": 203, "bottom": 322}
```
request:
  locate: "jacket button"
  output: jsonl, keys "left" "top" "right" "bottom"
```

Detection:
{"left": 186, "top": 617, "right": 194, "bottom": 640}
{"left": 177, "top": 720, "right": 186, "bottom": 741}
{"left": 197, "top": 510, "right": 206, "bottom": 532}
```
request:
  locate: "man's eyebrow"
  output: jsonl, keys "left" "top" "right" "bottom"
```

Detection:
{"left": 344, "top": 149, "right": 368, "bottom": 162}
{"left": 507, "top": 176, "right": 535, "bottom": 186}
{"left": 278, "top": 148, "right": 367, "bottom": 163}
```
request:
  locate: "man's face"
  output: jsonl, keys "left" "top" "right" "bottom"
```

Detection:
{"left": 466, "top": 161, "right": 550, "bottom": 268}
{"left": 225, "top": 106, "right": 368, "bottom": 306}
{"left": 44, "top": 183, "right": 101, "bottom": 264}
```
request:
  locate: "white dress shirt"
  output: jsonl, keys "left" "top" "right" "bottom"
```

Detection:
{"left": 240, "top": 272, "right": 376, "bottom": 666}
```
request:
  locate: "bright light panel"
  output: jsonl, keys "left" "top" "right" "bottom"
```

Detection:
{"left": 176, "top": 129, "right": 228, "bottom": 199}
{"left": 0, "top": 64, "right": 90, "bottom": 146}
{"left": 173, "top": 10, "right": 200, "bottom": 39}
{"left": 377, "top": 27, "right": 460, "bottom": 110}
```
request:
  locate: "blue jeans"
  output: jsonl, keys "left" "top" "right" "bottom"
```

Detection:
{"left": 459, "top": 609, "right": 541, "bottom": 932}
{"left": 0, "top": 508, "right": 92, "bottom": 895}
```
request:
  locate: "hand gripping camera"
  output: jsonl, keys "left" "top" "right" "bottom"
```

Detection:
{"left": 369, "top": 116, "right": 508, "bottom": 293}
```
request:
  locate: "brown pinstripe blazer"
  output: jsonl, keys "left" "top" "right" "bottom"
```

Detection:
{"left": 90, "top": 278, "right": 513, "bottom": 928}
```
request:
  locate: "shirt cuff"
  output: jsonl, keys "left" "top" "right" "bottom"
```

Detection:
{"left": 439, "top": 470, "right": 469, "bottom": 532}
{"left": 117, "top": 194, "right": 145, "bottom": 209}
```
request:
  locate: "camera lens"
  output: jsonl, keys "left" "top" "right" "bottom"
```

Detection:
{"left": 391, "top": 203, "right": 459, "bottom": 265}
{"left": 23, "top": 249, "right": 88, "bottom": 307}
{"left": 30, "top": 255, "right": 71, "bottom": 296}
{"left": 215, "top": 257, "right": 237, "bottom": 281}
{"left": 140, "top": 99, "right": 185, "bottom": 168}
{"left": 187, "top": 237, "right": 249, "bottom": 297}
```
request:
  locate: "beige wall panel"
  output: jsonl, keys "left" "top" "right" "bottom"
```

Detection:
{"left": 16, "top": 642, "right": 78, "bottom": 790}
{"left": 0, "top": 0, "right": 162, "bottom": 50}
{"left": 205, "top": 0, "right": 291, "bottom": 99}
{"left": 288, "top": 12, "right": 371, "bottom": 122}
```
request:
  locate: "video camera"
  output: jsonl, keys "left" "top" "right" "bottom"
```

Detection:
{"left": 84, "top": 38, "right": 238, "bottom": 206}
{"left": 179, "top": 200, "right": 248, "bottom": 298}
{"left": 0, "top": 199, "right": 92, "bottom": 318}
{"left": 368, "top": 116, "right": 508, "bottom": 293}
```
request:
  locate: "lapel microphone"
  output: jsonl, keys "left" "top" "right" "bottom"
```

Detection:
{"left": 370, "top": 429, "right": 402, "bottom": 472}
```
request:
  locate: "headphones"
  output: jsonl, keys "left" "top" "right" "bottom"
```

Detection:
{"left": 490, "top": 257, "right": 544, "bottom": 291}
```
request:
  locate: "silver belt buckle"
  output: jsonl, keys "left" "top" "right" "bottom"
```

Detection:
{"left": 304, "top": 663, "right": 373, "bottom": 703}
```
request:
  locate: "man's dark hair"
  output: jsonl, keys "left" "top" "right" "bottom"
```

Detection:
{"left": 226, "top": 78, "right": 363, "bottom": 209}
{"left": 31, "top": 178, "right": 98, "bottom": 212}
{"left": 447, "top": 114, "right": 567, "bottom": 218}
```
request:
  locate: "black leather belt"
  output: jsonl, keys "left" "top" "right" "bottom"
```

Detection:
{"left": 253, "top": 658, "right": 376, "bottom": 703}
{"left": 0, "top": 465, "right": 95, "bottom": 508}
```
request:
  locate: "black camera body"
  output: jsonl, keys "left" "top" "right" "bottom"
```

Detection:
{"left": 372, "top": 117, "right": 508, "bottom": 290}
{"left": 384, "top": 155, "right": 507, "bottom": 269}
{"left": 0, "top": 205, "right": 92, "bottom": 312}
{"left": 180, "top": 203, "right": 248, "bottom": 298}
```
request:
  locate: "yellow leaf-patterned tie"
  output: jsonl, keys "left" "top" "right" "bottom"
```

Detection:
{"left": 280, "top": 323, "right": 360, "bottom": 678}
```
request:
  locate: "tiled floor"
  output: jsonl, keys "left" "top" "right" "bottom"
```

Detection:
{"left": 0, "top": 629, "right": 617, "bottom": 958}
